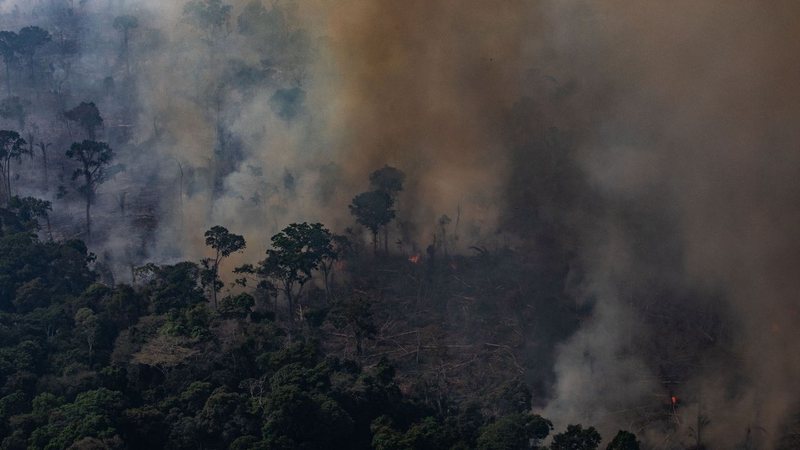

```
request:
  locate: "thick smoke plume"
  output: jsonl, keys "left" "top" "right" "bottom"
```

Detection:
{"left": 322, "top": 0, "right": 800, "bottom": 447}
{"left": 323, "top": 0, "right": 547, "bottom": 248}
{"left": 136, "top": 0, "right": 547, "bottom": 261}
{"left": 83, "top": 0, "right": 800, "bottom": 445}
{"left": 539, "top": 1, "right": 800, "bottom": 447}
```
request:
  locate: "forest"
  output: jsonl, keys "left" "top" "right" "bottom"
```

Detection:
{"left": 0, "top": 0, "right": 799, "bottom": 449}
{"left": 0, "top": 182, "right": 644, "bottom": 449}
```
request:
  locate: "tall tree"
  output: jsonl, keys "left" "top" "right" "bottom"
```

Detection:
{"left": 0, "top": 96, "right": 27, "bottom": 130}
{"left": 369, "top": 166, "right": 405, "bottom": 253}
{"left": 0, "top": 31, "right": 17, "bottom": 97}
{"left": 65, "top": 140, "right": 113, "bottom": 241}
{"left": 438, "top": 214, "right": 452, "bottom": 256}
{"left": 0, "top": 130, "right": 27, "bottom": 205}
{"left": 329, "top": 293, "right": 375, "bottom": 357}
{"left": 14, "top": 26, "right": 51, "bottom": 88}
{"left": 349, "top": 190, "right": 395, "bottom": 255}
{"left": 303, "top": 223, "right": 339, "bottom": 302}
{"left": 37, "top": 140, "right": 51, "bottom": 191}
{"left": 113, "top": 15, "right": 138, "bottom": 75}
{"left": 259, "top": 222, "right": 329, "bottom": 324}
{"left": 65, "top": 102, "right": 103, "bottom": 140}
{"left": 184, "top": 0, "right": 232, "bottom": 42}
{"left": 202, "top": 225, "right": 246, "bottom": 308}
{"left": 318, "top": 234, "right": 349, "bottom": 302}
{"left": 369, "top": 165, "right": 405, "bottom": 196}
{"left": 74, "top": 307, "right": 100, "bottom": 363}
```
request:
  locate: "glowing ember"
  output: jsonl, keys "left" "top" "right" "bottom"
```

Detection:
{"left": 409, "top": 254, "right": 421, "bottom": 264}
{"left": 671, "top": 396, "right": 678, "bottom": 406}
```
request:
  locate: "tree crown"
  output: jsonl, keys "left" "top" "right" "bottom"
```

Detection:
{"left": 204, "top": 225, "right": 246, "bottom": 258}
{"left": 65, "top": 102, "right": 103, "bottom": 138}
{"left": 261, "top": 222, "right": 332, "bottom": 286}
{"left": 369, "top": 165, "right": 405, "bottom": 196}
{"left": 15, "top": 26, "right": 51, "bottom": 56}
{"left": 113, "top": 15, "right": 139, "bottom": 31}
{"left": 184, "top": 0, "right": 232, "bottom": 32}
{"left": 0, "top": 129, "right": 26, "bottom": 160}
{"left": 349, "top": 190, "right": 395, "bottom": 235}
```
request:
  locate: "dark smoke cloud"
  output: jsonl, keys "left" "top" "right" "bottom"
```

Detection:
{"left": 538, "top": 1, "right": 800, "bottom": 447}
{"left": 323, "top": 0, "right": 550, "bottom": 248}
{"left": 325, "top": 0, "right": 800, "bottom": 446}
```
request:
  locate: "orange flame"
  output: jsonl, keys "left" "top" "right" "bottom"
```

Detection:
{"left": 671, "top": 396, "right": 678, "bottom": 406}
{"left": 409, "top": 254, "right": 421, "bottom": 264}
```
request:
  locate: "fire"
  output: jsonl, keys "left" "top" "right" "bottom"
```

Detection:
{"left": 408, "top": 254, "right": 421, "bottom": 264}
{"left": 671, "top": 396, "right": 678, "bottom": 406}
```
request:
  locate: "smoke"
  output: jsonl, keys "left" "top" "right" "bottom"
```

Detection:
{"left": 102, "top": 0, "right": 800, "bottom": 445}
{"left": 321, "top": 0, "right": 549, "bottom": 248}
{"left": 537, "top": 1, "right": 800, "bottom": 447}
{"left": 302, "top": 0, "right": 800, "bottom": 445}
{"left": 106, "top": 0, "right": 336, "bottom": 269}
{"left": 128, "top": 0, "right": 548, "bottom": 261}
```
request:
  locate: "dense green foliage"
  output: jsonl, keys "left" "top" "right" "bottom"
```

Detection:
{"left": 0, "top": 203, "right": 636, "bottom": 449}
